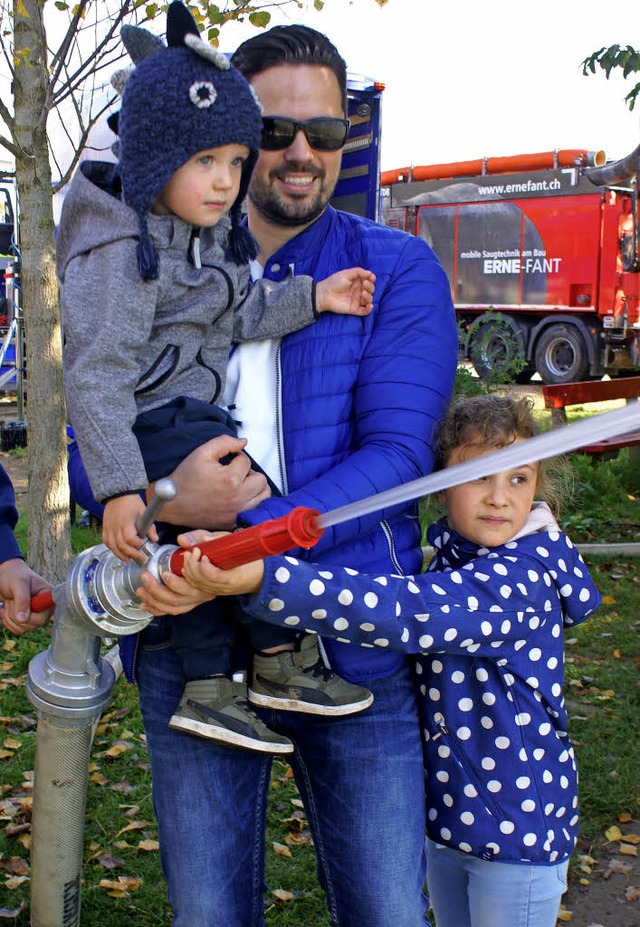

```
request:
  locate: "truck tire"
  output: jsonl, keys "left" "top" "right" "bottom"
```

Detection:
{"left": 469, "top": 316, "right": 530, "bottom": 383}
{"left": 533, "top": 324, "right": 589, "bottom": 384}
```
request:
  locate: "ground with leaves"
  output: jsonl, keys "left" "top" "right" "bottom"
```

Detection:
{"left": 1, "top": 392, "right": 639, "bottom": 925}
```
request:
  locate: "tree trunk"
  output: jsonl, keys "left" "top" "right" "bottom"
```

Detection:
{"left": 13, "top": 0, "right": 71, "bottom": 581}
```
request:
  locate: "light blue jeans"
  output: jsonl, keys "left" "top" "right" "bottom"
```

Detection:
{"left": 426, "top": 838, "right": 569, "bottom": 927}
{"left": 136, "top": 616, "right": 428, "bottom": 926}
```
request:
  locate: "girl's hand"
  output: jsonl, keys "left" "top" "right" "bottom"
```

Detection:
{"left": 180, "top": 545, "right": 265, "bottom": 597}
{"left": 135, "top": 529, "right": 264, "bottom": 615}
{"left": 137, "top": 569, "right": 214, "bottom": 616}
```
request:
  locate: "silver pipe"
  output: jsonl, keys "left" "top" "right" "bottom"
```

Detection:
{"left": 28, "top": 585, "right": 117, "bottom": 927}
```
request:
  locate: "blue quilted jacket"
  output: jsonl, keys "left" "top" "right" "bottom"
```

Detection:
{"left": 246, "top": 509, "right": 601, "bottom": 864}
{"left": 70, "top": 205, "right": 457, "bottom": 681}
{"left": 0, "top": 464, "right": 22, "bottom": 564}
{"left": 235, "top": 206, "right": 457, "bottom": 679}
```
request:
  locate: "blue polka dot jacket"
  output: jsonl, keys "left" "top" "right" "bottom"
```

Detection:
{"left": 245, "top": 503, "right": 601, "bottom": 866}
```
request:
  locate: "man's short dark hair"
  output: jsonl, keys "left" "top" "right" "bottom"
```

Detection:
{"left": 231, "top": 24, "right": 348, "bottom": 114}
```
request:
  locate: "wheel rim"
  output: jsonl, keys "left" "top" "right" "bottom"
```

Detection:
{"left": 542, "top": 336, "right": 576, "bottom": 378}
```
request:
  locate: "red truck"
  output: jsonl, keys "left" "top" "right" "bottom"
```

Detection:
{"left": 381, "top": 147, "right": 640, "bottom": 384}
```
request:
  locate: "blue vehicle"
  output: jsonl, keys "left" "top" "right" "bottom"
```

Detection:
{"left": 0, "top": 178, "right": 22, "bottom": 393}
{"left": 331, "top": 73, "right": 384, "bottom": 222}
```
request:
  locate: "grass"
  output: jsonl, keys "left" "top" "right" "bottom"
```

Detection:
{"left": 0, "top": 411, "right": 639, "bottom": 924}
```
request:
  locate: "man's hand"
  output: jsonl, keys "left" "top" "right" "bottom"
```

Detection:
{"left": 0, "top": 558, "right": 53, "bottom": 634}
{"left": 316, "top": 268, "right": 375, "bottom": 316}
{"left": 152, "top": 436, "right": 271, "bottom": 530}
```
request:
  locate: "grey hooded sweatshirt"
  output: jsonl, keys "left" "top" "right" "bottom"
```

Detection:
{"left": 57, "top": 161, "right": 316, "bottom": 502}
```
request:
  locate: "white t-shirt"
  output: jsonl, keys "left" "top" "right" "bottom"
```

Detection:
{"left": 222, "top": 259, "right": 283, "bottom": 493}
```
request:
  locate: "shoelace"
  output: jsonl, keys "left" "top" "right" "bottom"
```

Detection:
{"left": 233, "top": 694, "right": 261, "bottom": 719}
{"left": 302, "top": 660, "right": 334, "bottom": 682}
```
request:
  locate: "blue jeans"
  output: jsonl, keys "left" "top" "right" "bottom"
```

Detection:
{"left": 136, "top": 619, "right": 428, "bottom": 926}
{"left": 425, "top": 838, "right": 569, "bottom": 927}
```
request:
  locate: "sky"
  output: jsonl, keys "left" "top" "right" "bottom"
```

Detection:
{"left": 219, "top": 0, "right": 640, "bottom": 172}
{"left": 3, "top": 0, "right": 638, "bottom": 184}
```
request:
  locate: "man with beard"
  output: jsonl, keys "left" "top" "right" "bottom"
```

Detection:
{"left": 72, "top": 23, "right": 457, "bottom": 926}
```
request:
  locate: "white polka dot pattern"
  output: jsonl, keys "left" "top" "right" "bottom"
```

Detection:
{"left": 248, "top": 509, "right": 600, "bottom": 865}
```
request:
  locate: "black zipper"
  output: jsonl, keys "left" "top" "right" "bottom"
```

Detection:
{"left": 432, "top": 722, "right": 507, "bottom": 820}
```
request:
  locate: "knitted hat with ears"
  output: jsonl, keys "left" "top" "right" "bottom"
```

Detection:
{"left": 117, "top": 1, "right": 263, "bottom": 280}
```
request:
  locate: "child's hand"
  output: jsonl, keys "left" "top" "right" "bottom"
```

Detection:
{"left": 316, "top": 268, "right": 375, "bottom": 316}
{"left": 178, "top": 531, "right": 265, "bottom": 598}
{"left": 103, "top": 493, "right": 158, "bottom": 562}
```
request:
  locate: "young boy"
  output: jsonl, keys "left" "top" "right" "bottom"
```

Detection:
{"left": 57, "top": 2, "right": 374, "bottom": 753}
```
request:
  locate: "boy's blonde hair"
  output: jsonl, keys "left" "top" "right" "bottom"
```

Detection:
{"left": 436, "top": 394, "right": 566, "bottom": 513}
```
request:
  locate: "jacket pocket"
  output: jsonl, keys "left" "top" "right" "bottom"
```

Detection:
{"left": 432, "top": 721, "right": 507, "bottom": 821}
{"left": 136, "top": 344, "right": 179, "bottom": 395}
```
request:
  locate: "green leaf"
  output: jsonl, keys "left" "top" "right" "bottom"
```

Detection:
{"left": 248, "top": 11, "right": 271, "bottom": 27}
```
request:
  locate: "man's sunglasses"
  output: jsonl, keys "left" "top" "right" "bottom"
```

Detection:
{"left": 260, "top": 116, "right": 350, "bottom": 152}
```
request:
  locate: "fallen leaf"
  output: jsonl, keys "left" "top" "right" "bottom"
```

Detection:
{"left": 4, "top": 875, "right": 28, "bottom": 890}
{"left": 625, "top": 885, "right": 640, "bottom": 902}
{"left": 110, "top": 781, "right": 136, "bottom": 794}
{"left": 272, "top": 842, "right": 292, "bottom": 858}
{"left": 603, "top": 858, "right": 632, "bottom": 879}
{"left": 605, "top": 825, "right": 623, "bottom": 843}
{"left": 619, "top": 843, "right": 638, "bottom": 856}
{"left": 104, "top": 741, "right": 134, "bottom": 759}
{"left": 0, "top": 859, "right": 29, "bottom": 876}
{"left": 284, "top": 832, "right": 312, "bottom": 847}
{"left": 272, "top": 888, "right": 293, "bottom": 902}
{"left": 621, "top": 833, "right": 640, "bottom": 845}
{"left": 578, "top": 854, "right": 597, "bottom": 867}
{"left": 137, "top": 839, "right": 159, "bottom": 852}
{"left": 90, "top": 772, "right": 109, "bottom": 786}
{"left": 556, "top": 906, "right": 573, "bottom": 922}
{"left": 619, "top": 812, "right": 633, "bottom": 823}
{"left": 0, "top": 902, "right": 26, "bottom": 917}
{"left": 97, "top": 853, "right": 125, "bottom": 870}
{"left": 114, "top": 820, "right": 147, "bottom": 838}
{"left": 99, "top": 875, "right": 142, "bottom": 897}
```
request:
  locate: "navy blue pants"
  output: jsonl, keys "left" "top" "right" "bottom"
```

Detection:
{"left": 134, "top": 396, "right": 296, "bottom": 678}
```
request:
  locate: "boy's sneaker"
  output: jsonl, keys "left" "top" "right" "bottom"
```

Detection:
{"left": 249, "top": 634, "right": 374, "bottom": 716}
{"left": 169, "top": 676, "right": 293, "bottom": 754}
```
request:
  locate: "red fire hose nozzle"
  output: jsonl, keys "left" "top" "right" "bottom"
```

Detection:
{"left": 29, "top": 506, "right": 324, "bottom": 615}
{"left": 168, "top": 506, "right": 324, "bottom": 573}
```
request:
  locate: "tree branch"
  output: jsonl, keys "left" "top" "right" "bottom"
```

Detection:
{"left": 49, "top": 4, "right": 132, "bottom": 111}
{"left": 0, "top": 133, "right": 22, "bottom": 161}
{"left": 0, "top": 96, "right": 14, "bottom": 135}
